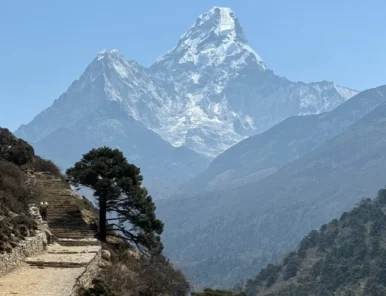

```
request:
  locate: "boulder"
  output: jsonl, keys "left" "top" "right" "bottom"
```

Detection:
{"left": 127, "top": 249, "right": 140, "bottom": 260}
{"left": 101, "top": 250, "right": 111, "bottom": 261}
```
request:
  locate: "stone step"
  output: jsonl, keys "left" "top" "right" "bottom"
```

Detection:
{"left": 43, "top": 205, "right": 80, "bottom": 208}
{"left": 52, "top": 233, "right": 94, "bottom": 237}
{"left": 51, "top": 225, "right": 90, "bottom": 228}
{"left": 49, "top": 222, "right": 89, "bottom": 227}
{"left": 45, "top": 206, "right": 80, "bottom": 208}
{"left": 53, "top": 233, "right": 95, "bottom": 238}
{"left": 56, "top": 238, "right": 100, "bottom": 247}
{"left": 55, "top": 236, "right": 96, "bottom": 240}
{"left": 54, "top": 236, "right": 95, "bottom": 239}
{"left": 42, "top": 200, "right": 78, "bottom": 202}
{"left": 51, "top": 227, "right": 93, "bottom": 231}
{"left": 45, "top": 209, "right": 81, "bottom": 212}
{"left": 52, "top": 229, "right": 94, "bottom": 233}
{"left": 45, "top": 213, "right": 80, "bottom": 216}
{"left": 50, "top": 226, "right": 94, "bottom": 230}
{"left": 51, "top": 230, "right": 94, "bottom": 234}
{"left": 47, "top": 215, "right": 85, "bottom": 219}
{"left": 48, "top": 219, "right": 85, "bottom": 223}
{"left": 27, "top": 261, "right": 89, "bottom": 268}
{"left": 51, "top": 223, "right": 91, "bottom": 227}
{"left": 46, "top": 214, "right": 84, "bottom": 218}
{"left": 46, "top": 208, "right": 81, "bottom": 210}
{"left": 44, "top": 210, "right": 82, "bottom": 214}
{"left": 47, "top": 245, "right": 100, "bottom": 255}
{"left": 46, "top": 212, "right": 83, "bottom": 215}
{"left": 25, "top": 253, "right": 96, "bottom": 268}
{"left": 44, "top": 202, "right": 79, "bottom": 204}
{"left": 52, "top": 229, "right": 94, "bottom": 232}
{"left": 51, "top": 228, "right": 94, "bottom": 233}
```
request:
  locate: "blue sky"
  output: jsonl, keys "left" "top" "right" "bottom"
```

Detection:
{"left": 1, "top": 0, "right": 385, "bottom": 131}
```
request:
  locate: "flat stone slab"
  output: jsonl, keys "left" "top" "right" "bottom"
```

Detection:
{"left": 56, "top": 238, "right": 100, "bottom": 246}
{"left": 0, "top": 265, "right": 85, "bottom": 295}
{"left": 25, "top": 252, "right": 96, "bottom": 268}
{"left": 47, "top": 244, "right": 100, "bottom": 255}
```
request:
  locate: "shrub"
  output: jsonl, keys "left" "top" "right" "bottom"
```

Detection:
{"left": 0, "top": 128, "right": 34, "bottom": 166}
{"left": 33, "top": 156, "right": 62, "bottom": 177}
{"left": 93, "top": 245, "right": 190, "bottom": 296}
{"left": 78, "top": 279, "right": 117, "bottom": 296}
{"left": 0, "top": 160, "right": 30, "bottom": 213}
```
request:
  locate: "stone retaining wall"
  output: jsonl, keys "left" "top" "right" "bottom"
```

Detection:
{"left": 71, "top": 249, "right": 102, "bottom": 296}
{"left": 0, "top": 231, "right": 47, "bottom": 277}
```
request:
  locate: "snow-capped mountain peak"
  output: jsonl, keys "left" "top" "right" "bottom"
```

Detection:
{"left": 15, "top": 7, "right": 358, "bottom": 160}
{"left": 155, "top": 7, "right": 267, "bottom": 70}
{"left": 185, "top": 7, "right": 243, "bottom": 40}
{"left": 84, "top": 49, "right": 129, "bottom": 80}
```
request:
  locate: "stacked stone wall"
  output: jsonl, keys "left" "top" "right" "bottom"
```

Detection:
{"left": 0, "top": 232, "right": 46, "bottom": 277}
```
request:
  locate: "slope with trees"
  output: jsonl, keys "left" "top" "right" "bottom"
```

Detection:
{"left": 240, "top": 188, "right": 386, "bottom": 296}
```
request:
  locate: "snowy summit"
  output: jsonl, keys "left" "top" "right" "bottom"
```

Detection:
{"left": 156, "top": 7, "right": 267, "bottom": 70}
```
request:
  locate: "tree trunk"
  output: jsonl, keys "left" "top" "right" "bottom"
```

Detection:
{"left": 99, "top": 195, "right": 107, "bottom": 241}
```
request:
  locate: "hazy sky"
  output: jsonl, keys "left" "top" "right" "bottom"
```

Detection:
{"left": 1, "top": 0, "right": 385, "bottom": 131}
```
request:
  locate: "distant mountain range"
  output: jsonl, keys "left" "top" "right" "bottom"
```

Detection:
{"left": 14, "top": 7, "right": 356, "bottom": 197}
{"left": 156, "top": 86, "right": 386, "bottom": 288}
{"left": 180, "top": 86, "right": 386, "bottom": 194}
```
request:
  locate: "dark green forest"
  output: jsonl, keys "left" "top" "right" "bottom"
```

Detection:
{"left": 238, "top": 188, "right": 386, "bottom": 296}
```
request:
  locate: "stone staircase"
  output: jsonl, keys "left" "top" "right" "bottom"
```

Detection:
{"left": 0, "top": 173, "right": 102, "bottom": 295}
{"left": 35, "top": 172, "right": 97, "bottom": 243}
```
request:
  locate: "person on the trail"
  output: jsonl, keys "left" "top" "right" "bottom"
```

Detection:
{"left": 40, "top": 201, "right": 48, "bottom": 221}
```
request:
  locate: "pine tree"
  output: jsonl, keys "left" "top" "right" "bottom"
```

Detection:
{"left": 66, "top": 147, "right": 164, "bottom": 254}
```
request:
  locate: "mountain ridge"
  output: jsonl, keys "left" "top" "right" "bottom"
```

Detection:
{"left": 179, "top": 85, "right": 386, "bottom": 194}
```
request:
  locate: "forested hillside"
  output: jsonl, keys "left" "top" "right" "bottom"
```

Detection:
{"left": 243, "top": 188, "right": 386, "bottom": 296}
